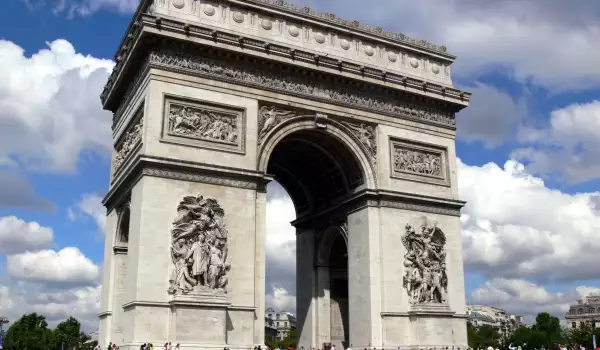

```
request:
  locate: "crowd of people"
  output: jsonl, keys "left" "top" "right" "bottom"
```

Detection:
{"left": 100, "top": 342, "right": 181, "bottom": 350}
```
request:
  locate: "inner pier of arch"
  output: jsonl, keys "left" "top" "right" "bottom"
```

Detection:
{"left": 266, "top": 129, "right": 363, "bottom": 349}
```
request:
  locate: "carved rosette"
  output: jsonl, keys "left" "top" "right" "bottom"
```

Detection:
{"left": 401, "top": 216, "right": 448, "bottom": 305}
{"left": 168, "top": 194, "right": 231, "bottom": 296}
{"left": 340, "top": 121, "right": 377, "bottom": 163}
{"left": 113, "top": 115, "right": 143, "bottom": 173}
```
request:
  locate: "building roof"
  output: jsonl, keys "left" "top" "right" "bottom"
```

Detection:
{"left": 469, "top": 311, "right": 496, "bottom": 323}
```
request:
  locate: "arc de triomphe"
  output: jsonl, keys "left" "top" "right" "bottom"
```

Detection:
{"left": 98, "top": 1, "right": 472, "bottom": 349}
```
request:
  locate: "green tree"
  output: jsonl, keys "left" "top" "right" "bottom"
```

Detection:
{"left": 50, "top": 317, "right": 91, "bottom": 350}
{"left": 467, "top": 322, "right": 481, "bottom": 348}
{"left": 265, "top": 334, "right": 278, "bottom": 349}
{"left": 532, "top": 312, "right": 564, "bottom": 348}
{"left": 3, "top": 313, "right": 53, "bottom": 350}
{"left": 281, "top": 329, "right": 297, "bottom": 349}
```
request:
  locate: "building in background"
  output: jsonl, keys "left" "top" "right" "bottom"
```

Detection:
{"left": 467, "top": 305, "right": 523, "bottom": 338}
{"left": 266, "top": 308, "right": 296, "bottom": 340}
{"left": 565, "top": 295, "right": 600, "bottom": 329}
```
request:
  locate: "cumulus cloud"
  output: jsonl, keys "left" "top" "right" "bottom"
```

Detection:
{"left": 0, "top": 39, "right": 113, "bottom": 173}
{"left": 456, "top": 83, "right": 528, "bottom": 147}
{"left": 512, "top": 100, "right": 600, "bottom": 184}
{"left": 6, "top": 247, "right": 100, "bottom": 286}
{"left": 470, "top": 278, "right": 600, "bottom": 322}
{"left": 69, "top": 193, "right": 106, "bottom": 232}
{"left": 459, "top": 159, "right": 600, "bottom": 283}
{"left": 291, "top": 0, "right": 600, "bottom": 91}
{"left": 23, "top": 0, "right": 138, "bottom": 17}
{"left": 0, "top": 282, "right": 101, "bottom": 330}
{"left": 0, "top": 171, "right": 54, "bottom": 210}
{"left": 0, "top": 216, "right": 54, "bottom": 255}
{"left": 265, "top": 182, "right": 297, "bottom": 313}
{"left": 266, "top": 287, "right": 296, "bottom": 314}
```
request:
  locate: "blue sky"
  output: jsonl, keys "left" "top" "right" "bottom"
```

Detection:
{"left": 0, "top": 0, "right": 599, "bottom": 330}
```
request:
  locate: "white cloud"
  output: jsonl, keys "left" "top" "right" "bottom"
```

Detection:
{"left": 512, "top": 100, "right": 600, "bottom": 184}
{"left": 459, "top": 159, "right": 600, "bottom": 283}
{"left": 0, "top": 282, "right": 101, "bottom": 330}
{"left": 265, "top": 182, "right": 297, "bottom": 313}
{"left": 266, "top": 287, "right": 296, "bottom": 314}
{"left": 456, "top": 83, "right": 527, "bottom": 147}
{"left": 470, "top": 278, "right": 600, "bottom": 322}
{"left": 0, "top": 39, "right": 113, "bottom": 173}
{"left": 0, "top": 216, "right": 54, "bottom": 255}
{"left": 0, "top": 171, "right": 54, "bottom": 210}
{"left": 72, "top": 193, "right": 107, "bottom": 232}
{"left": 291, "top": 0, "right": 600, "bottom": 91}
{"left": 23, "top": 0, "right": 138, "bottom": 16}
{"left": 6, "top": 247, "right": 100, "bottom": 286}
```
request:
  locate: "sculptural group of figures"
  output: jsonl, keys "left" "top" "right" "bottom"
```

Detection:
{"left": 394, "top": 148, "right": 441, "bottom": 176}
{"left": 401, "top": 218, "right": 448, "bottom": 304}
{"left": 168, "top": 105, "right": 239, "bottom": 144}
{"left": 168, "top": 195, "right": 231, "bottom": 295}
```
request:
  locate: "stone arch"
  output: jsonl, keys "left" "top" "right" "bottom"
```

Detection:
{"left": 317, "top": 224, "right": 348, "bottom": 266}
{"left": 258, "top": 116, "right": 377, "bottom": 191}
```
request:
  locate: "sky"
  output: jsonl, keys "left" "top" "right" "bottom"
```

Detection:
{"left": 0, "top": 0, "right": 600, "bottom": 332}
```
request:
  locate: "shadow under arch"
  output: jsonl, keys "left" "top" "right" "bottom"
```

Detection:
{"left": 258, "top": 116, "right": 377, "bottom": 217}
{"left": 260, "top": 115, "right": 359, "bottom": 348}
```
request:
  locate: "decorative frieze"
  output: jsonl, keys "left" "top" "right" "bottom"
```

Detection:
{"left": 402, "top": 216, "right": 448, "bottom": 305}
{"left": 168, "top": 194, "right": 231, "bottom": 296}
{"left": 113, "top": 111, "right": 143, "bottom": 173}
{"left": 163, "top": 97, "right": 246, "bottom": 154}
{"left": 390, "top": 138, "right": 449, "bottom": 186}
{"left": 149, "top": 50, "right": 456, "bottom": 128}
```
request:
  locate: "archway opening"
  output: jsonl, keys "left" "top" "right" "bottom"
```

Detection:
{"left": 265, "top": 129, "right": 363, "bottom": 349}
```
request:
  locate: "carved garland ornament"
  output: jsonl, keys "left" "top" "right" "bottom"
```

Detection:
{"left": 113, "top": 116, "right": 143, "bottom": 172}
{"left": 168, "top": 195, "right": 231, "bottom": 295}
{"left": 168, "top": 103, "right": 241, "bottom": 145}
{"left": 149, "top": 51, "right": 456, "bottom": 127}
{"left": 401, "top": 217, "right": 448, "bottom": 305}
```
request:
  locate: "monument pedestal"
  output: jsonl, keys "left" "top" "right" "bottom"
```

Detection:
{"left": 169, "top": 290, "right": 231, "bottom": 347}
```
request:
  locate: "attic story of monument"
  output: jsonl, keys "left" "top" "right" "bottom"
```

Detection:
{"left": 97, "top": 0, "right": 472, "bottom": 349}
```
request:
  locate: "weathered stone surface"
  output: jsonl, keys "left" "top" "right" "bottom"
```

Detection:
{"left": 98, "top": 1, "right": 470, "bottom": 349}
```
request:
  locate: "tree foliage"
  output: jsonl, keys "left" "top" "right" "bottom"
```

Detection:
{"left": 565, "top": 323, "right": 600, "bottom": 349}
{"left": 467, "top": 323, "right": 501, "bottom": 349}
{"left": 3, "top": 313, "right": 92, "bottom": 350}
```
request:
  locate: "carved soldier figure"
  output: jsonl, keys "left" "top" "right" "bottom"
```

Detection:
{"left": 167, "top": 194, "right": 231, "bottom": 296}
{"left": 401, "top": 217, "right": 448, "bottom": 305}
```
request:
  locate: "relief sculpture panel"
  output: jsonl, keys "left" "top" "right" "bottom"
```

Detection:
{"left": 402, "top": 216, "right": 448, "bottom": 305}
{"left": 168, "top": 194, "right": 231, "bottom": 296}
{"left": 163, "top": 97, "right": 246, "bottom": 154}
{"left": 113, "top": 111, "right": 143, "bottom": 175}
{"left": 390, "top": 138, "right": 449, "bottom": 186}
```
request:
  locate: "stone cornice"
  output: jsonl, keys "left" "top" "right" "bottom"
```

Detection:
{"left": 102, "top": 154, "right": 266, "bottom": 211}
{"left": 344, "top": 188, "right": 465, "bottom": 217}
{"left": 292, "top": 188, "right": 464, "bottom": 227}
{"left": 112, "top": 0, "right": 450, "bottom": 67}
{"left": 101, "top": 14, "right": 471, "bottom": 120}
{"left": 229, "top": 0, "right": 450, "bottom": 55}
